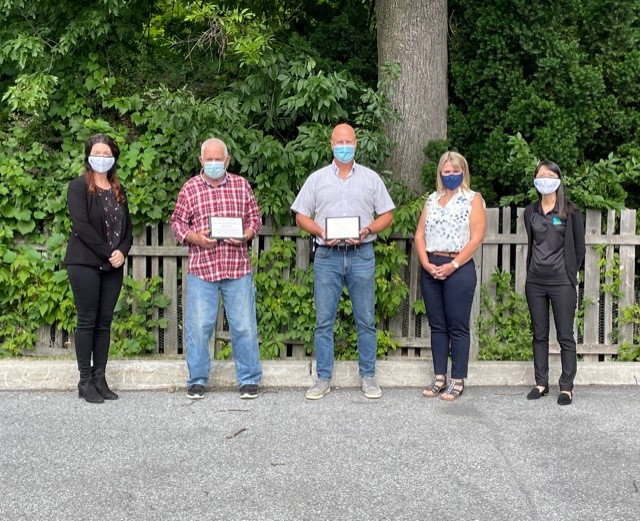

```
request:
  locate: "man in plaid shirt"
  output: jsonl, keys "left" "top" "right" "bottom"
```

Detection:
{"left": 170, "top": 138, "right": 262, "bottom": 400}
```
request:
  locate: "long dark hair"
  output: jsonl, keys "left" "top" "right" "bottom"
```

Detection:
{"left": 83, "top": 134, "right": 125, "bottom": 203}
{"left": 534, "top": 160, "right": 577, "bottom": 220}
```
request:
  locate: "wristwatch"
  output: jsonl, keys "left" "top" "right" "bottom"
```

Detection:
{"left": 451, "top": 260, "right": 460, "bottom": 270}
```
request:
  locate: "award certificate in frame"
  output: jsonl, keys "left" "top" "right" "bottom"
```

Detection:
{"left": 209, "top": 216, "right": 244, "bottom": 239}
{"left": 325, "top": 216, "right": 361, "bottom": 241}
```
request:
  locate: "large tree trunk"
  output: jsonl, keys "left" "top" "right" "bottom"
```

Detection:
{"left": 376, "top": 0, "right": 448, "bottom": 194}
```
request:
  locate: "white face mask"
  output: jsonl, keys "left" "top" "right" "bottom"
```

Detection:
{"left": 88, "top": 156, "right": 115, "bottom": 173}
{"left": 534, "top": 178, "right": 561, "bottom": 195}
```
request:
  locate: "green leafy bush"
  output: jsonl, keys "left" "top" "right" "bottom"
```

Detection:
{"left": 111, "top": 276, "right": 171, "bottom": 357}
{"left": 0, "top": 235, "right": 75, "bottom": 357}
{"left": 617, "top": 304, "right": 640, "bottom": 361}
{"left": 477, "top": 268, "right": 533, "bottom": 361}
{"left": 449, "top": 0, "right": 640, "bottom": 207}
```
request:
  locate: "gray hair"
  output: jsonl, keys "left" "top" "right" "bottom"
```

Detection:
{"left": 200, "top": 138, "right": 228, "bottom": 158}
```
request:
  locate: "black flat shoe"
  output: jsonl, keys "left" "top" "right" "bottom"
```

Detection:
{"left": 557, "top": 391, "right": 573, "bottom": 406}
{"left": 527, "top": 386, "right": 549, "bottom": 400}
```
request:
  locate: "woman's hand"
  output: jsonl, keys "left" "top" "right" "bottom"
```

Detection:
{"left": 109, "top": 249, "right": 125, "bottom": 268}
{"left": 423, "top": 261, "right": 438, "bottom": 278}
{"left": 433, "top": 262, "right": 456, "bottom": 280}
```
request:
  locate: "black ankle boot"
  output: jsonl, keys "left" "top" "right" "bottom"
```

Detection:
{"left": 78, "top": 377, "right": 104, "bottom": 404}
{"left": 92, "top": 368, "right": 118, "bottom": 400}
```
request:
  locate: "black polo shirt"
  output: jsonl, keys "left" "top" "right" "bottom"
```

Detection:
{"left": 527, "top": 203, "right": 572, "bottom": 285}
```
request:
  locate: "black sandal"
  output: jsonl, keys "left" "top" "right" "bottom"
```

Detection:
{"left": 441, "top": 379, "right": 464, "bottom": 401}
{"left": 423, "top": 376, "right": 447, "bottom": 398}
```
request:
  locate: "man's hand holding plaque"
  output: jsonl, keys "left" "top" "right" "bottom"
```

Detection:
{"left": 209, "top": 216, "right": 244, "bottom": 239}
{"left": 325, "top": 216, "right": 361, "bottom": 244}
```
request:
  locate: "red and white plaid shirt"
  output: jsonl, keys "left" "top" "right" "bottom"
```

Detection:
{"left": 170, "top": 173, "right": 261, "bottom": 282}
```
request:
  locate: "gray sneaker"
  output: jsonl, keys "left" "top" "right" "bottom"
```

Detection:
{"left": 362, "top": 376, "right": 382, "bottom": 399}
{"left": 305, "top": 380, "right": 330, "bottom": 400}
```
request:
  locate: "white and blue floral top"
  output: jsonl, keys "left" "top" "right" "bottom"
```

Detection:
{"left": 424, "top": 189, "right": 481, "bottom": 252}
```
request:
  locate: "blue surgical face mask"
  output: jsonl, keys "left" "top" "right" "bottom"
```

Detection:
{"left": 88, "top": 156, "right": 115, "bottom": 173}
{"left": 333, "top": 145, "right": 355, "bottom": 164}
{"left": 441, "top": 172, "right": 464, "bottom": 191}
{"left": 203, "top": 161, "right": 226, "bottom": 180}
{"left": 534, "top": 177, "right": 561, "bottom": 195}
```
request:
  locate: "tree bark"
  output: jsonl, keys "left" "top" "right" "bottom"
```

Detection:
{"left": 376, "top": 0, "right": 448, "bottom": 193}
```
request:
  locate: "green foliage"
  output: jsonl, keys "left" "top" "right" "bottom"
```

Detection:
{"left": 373, "top": 242, "right": 409, "bottom": 321}
{"left": 252, "top": 237, "right": 315, "bottom": 359}
{"left": 0, "top": 0, "right": 401, "bottom": 358}
{"left": 499, "top": 133, "right": 640, "bottom": 211}
{"left": 594, "top": 244, "right": 622, "bottom": 298}
{"left": 567, "top": 153, "right": 640, "bottom": 212}
{"left": 617, "top": 304, "right": 640, "bottom": 361}
{"left": 182, "top": 6, "right": 273, "bottom": 66}
{"left": 301, "top": 2, "right": 378, "bottom": 86}
{"left": 449, "top": 0, "right": 640, "bottom": 207}
{"left": 574, "top": 295, "right": 593, "bottom": 347}
{"left": 412, "top": 299, "right": 426, "bottom": 316}
{"left": 477, "top": 268, "right": 533, "bottom": 361}
{"left": 0, "top": 235, "right": 75, "bottom": 357}
{"left": 110, "top": 276, "right": 171, "bottom": 357}
{"left": 0, "top": 2, "right": 394, "bottom": 243}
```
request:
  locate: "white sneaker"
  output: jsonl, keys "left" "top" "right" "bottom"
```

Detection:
{"left": 305, "top": 380, "right": 330, "bottom": 400}
{"left": 362, "top": 377, "right": 382, "bottom": 399}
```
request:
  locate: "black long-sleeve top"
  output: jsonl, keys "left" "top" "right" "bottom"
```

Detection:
{"left": 63, "top": 176, "right": 133, "bottom": 269}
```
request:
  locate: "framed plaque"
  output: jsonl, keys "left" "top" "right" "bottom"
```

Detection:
{"left": 209, "top": 216, "right": 244, "bottom": 239}
{"left": 325, "top": 216, "right": 361, "bottom": 241}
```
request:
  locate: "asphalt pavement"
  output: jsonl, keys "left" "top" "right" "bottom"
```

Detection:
{"left": 1, "top": 386, "right": 639, "bottom": 521}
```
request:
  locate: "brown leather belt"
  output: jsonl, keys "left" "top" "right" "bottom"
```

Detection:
{"left": 430, "top": 251, "right": 458, "bottom": 258}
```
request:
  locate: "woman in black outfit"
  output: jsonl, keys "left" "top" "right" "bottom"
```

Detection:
{"left": 524, "top": 161, "right": 585, "bottom": 406}
{"left": 64, "top": 134, "right": 132, "bottom": 403}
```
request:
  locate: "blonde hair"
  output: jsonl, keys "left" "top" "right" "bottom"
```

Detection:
{"left": 435, "top": 151, "right": 471, "bottom": 193}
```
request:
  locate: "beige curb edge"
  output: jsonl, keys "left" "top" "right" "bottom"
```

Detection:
{"left": 0, "top": 359, "right": 639, "bottom": 391}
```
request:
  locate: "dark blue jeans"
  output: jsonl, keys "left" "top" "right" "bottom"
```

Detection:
{"left": 420, "top": 255, "right": 477, "bottom": 379}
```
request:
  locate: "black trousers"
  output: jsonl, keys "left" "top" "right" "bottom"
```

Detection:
{"left": 67, "top": 264, "right": 124, "bottom": 376}
{"left": 525, "top": 281, "right": 577, "bottom": 392}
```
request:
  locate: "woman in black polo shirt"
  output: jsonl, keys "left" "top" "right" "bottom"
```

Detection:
{"left": 524, "top": 161, "right": 585, "bottom": 405}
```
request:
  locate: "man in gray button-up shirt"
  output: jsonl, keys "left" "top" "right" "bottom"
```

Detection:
{"left": 291, "top": 123, "right": 395, "bottom": 400}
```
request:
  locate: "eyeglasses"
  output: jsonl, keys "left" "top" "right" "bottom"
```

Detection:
{"left": 441, "top": 171, "right": 463, "bottom": 176}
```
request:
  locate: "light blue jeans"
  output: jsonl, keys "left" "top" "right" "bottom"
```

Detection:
{"left": 313, "top": 243, "right": 377, "bottom": 380}
{"left": 185, "top": 273, "right": 262, "bottom": 387}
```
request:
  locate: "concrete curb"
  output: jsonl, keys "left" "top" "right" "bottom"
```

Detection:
{"left": 1, "top": 359, "right": 639, "bottom": 390}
